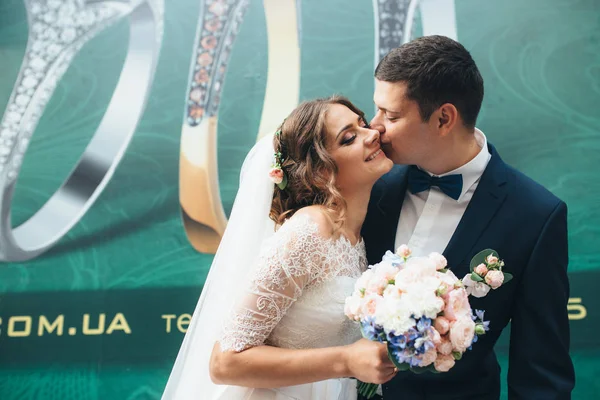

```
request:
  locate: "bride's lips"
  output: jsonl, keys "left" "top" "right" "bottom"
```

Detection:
{"left": 365, "top": 148, "right": 383, "bottom": 162}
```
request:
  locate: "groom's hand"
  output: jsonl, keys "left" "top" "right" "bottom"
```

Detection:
{"left": 343, "top": 339, "right": 397, "bottom": 384}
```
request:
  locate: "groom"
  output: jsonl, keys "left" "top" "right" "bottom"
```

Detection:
{"left": 362, "top": 35, "right": 575, "bottom": 399}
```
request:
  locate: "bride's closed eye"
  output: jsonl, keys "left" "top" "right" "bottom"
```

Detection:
{"left": 341, "top": 133, "right": 356, "bottom": 146}
{"left": 340, "top": 119, "right": 372, "bottom": 146}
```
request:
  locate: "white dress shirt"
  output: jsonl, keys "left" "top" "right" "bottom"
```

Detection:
{"left": 394, "top": 129, "right": 492, "bottom": 257}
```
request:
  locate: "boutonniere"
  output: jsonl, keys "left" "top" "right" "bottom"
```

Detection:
{"left": 461, "top": 249, "right": 512, "bottom": 298}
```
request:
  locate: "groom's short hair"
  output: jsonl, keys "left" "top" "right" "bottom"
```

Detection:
{"left": 375, "top": 35, "right": 484, "bottom": 129}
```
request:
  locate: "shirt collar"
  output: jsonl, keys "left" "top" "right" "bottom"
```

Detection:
{"left": 424, "top": 128, "right": 491, "bottom": 201}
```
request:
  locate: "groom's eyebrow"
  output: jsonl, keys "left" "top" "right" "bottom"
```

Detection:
{"left": 336, "top": 116, "right": 362, "bottom": 140}
{"left": 374, "top": 102, "right": 401, "bottom": 114}
{"left": 378, "top": 106, "right": 401, "bottom": 114}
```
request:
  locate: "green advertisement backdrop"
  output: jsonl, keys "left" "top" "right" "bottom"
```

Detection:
{"left": 0, "top": 0, "right": 598, "bottom": 398}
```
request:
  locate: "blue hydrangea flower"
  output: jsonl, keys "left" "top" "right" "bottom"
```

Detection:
{"left": 416, "top": 317, "right": 432, "bottom": 332}
{"left": 387, "top": 332, "right": 408, "bottom": 349}
{"left": 361, "top": 317, "right": 384, "bottom": 341}
{"left": 393, "top": 348, "right": 414, "bottom": 365}
{"left": 474, "top": 309, "right": 491, "bottom": 332}
{"left": 382, "top": 250, "right": 404, "bottom": 267}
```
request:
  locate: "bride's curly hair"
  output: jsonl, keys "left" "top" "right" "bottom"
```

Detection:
{"left": 269, "top": 95, "right": 366, "bottom": 229}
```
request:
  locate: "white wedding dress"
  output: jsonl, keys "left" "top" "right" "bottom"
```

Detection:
{"left": 216, "top": 214, "right": 366, "bottom": 400}
{"left": 162, "top": 136, "right": 366, "bottom": 400}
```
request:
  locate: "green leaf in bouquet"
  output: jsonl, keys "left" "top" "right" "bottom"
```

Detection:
{"left": 502, "top": 272, "right": 513, "bottom": 284}
{"left": 470, "top": 272, "right": 484, "bottom": 282}
{"left": 360, "top": 324, "right": 372, "bottom": 340}
{"left": 470, "top": 249, "right": 498, "bottom": 271}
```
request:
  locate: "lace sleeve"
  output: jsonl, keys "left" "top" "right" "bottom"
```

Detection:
{"left": 219, "top": 214, "right": 328, "bottom": 352}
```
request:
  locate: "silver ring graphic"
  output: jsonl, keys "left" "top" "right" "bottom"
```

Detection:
{"left": 373, "top": 0, "right": 458, "bottom": 111}
{"left": 0, "top": 0, "right": 165, "bottom": 262}
{"left": 373, "top": 0, "right": 416, "bottom": 63}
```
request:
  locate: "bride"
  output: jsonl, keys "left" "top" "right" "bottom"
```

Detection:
{"left": 162, "top": 96, "right": 396, "bottom": 400}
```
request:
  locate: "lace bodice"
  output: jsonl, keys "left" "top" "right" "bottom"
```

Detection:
{"left": 220, "top": 213, "right": 367, "bottom": 352}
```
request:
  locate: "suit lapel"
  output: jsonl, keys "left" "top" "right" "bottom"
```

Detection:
{"left": 369, "top": 166, "right": 409, "bottom": 261}
{"left": 443, "top": 144, "right": 510, "bottom": 274}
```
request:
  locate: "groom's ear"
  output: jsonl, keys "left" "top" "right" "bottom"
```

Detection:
{"left": 437, "top": 103, "right": 458, "bottom": 136}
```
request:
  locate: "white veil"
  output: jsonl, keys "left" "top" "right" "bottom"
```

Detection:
{"left": 162, "top": 135, "right": 277, "bottom": 400}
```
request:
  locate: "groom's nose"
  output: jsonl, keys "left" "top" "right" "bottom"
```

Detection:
{"left": 370, "top": 122, "right": 386, "bottom": 134}
{"left": 369, "top": 114, "right": 385, "bottom": 134}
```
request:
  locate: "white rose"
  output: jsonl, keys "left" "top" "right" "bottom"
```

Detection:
{"left": 428, "top": 252, "right": 448, "bottom": 270}
{"left": 403, "top": 284, "right": 445, "bottom": 319}
{"left": 383, "top": 285, "right": 402, "bottom": 299}
{"left": 374, "top": 262, "right": 399, "bottom": 281}
{"left": 344, "top": 295, "right": 363, "bottom": 320}
{"left": 355, "top": 269, "right": 374, "bottom": 293}
{"left": 462, "top": 274, "right": 491, "bottom": 298}
{"left": 375, "top": 297, "right": 415, "bottom": 334}
{"left": 405, "top": 256, "right": 437, "bottom": 275}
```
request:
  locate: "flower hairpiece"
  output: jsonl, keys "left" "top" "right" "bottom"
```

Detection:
{"left": 269, "top": 128, "right": 288, "bottom": 190}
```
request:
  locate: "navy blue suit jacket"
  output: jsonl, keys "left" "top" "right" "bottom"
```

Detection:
{"left": 361, "top": 144, "right": 575, "bottom": 399}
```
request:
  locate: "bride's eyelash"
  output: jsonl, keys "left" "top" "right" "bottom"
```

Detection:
{"left": 340, "top": 118, "right": 369, "bottom": 145}
{"left": 342, "top": 134, "right": 356, "bottom": 145}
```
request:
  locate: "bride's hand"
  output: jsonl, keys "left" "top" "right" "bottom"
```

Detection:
{"left": 343, "top": 338, "right": 398, "bottom": 384}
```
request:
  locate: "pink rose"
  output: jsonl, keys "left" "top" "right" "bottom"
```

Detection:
{"left": 429, "top": 252, "right": 448, "bottom": 270}
{"left": 434, "top": 316, "right": 451, "bottom": 335}
{"left": 376, "top": 263, "right": 399, "bottom": 282}
{"left": 396, "top": 244, "right": 412, "bottom": 258}
{"left": 419, "top": 347, "right": 438, "bottom": 367}
{"left": 485, "top": 270, "right": 504, "bottom": 289}
{"left": 437, "top": 336, "right": 453, "bottom": 355}
{"left": 367, "top": 274, "right": 389, "bottom": 295}
{"left": 449, "top": 316, "right": 476, "bottom": 353}
{"left": 434, "top": 354, "right": 456, "bottom": 372}
{"left": 443, "top": 288, "right": 471, "bottom": 321}
{"left": 268, "top": 167, "right": 284, "bottom": 184}
{"left": 361, "top": 294, "right": 383, "bottom": 316}
{"left": 436, "top": 282, "right": 450, "bottom": 296}
{"left": 474, "top": 263, "right": 488, "bottom": 277}
{"left": 486, "top": 254, "right": 499, "bottom": 266}
{"left": 437, "top": 270, "right": 459, "bottom": 295}
{"left": 440, "top": 269, "right": 460, "bottom": 284}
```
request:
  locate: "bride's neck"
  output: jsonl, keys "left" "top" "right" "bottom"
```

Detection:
{"left": 339, "top": 187, "right": 371, "bottom": 243}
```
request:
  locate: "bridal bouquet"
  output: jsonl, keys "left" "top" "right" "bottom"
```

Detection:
{"left": 345, "top": 246, "right": 511, "bottom": 399}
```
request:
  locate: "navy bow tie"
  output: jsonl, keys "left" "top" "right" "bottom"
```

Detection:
{"left": 407, "top": 165, "right": 463, "bottom": 200}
